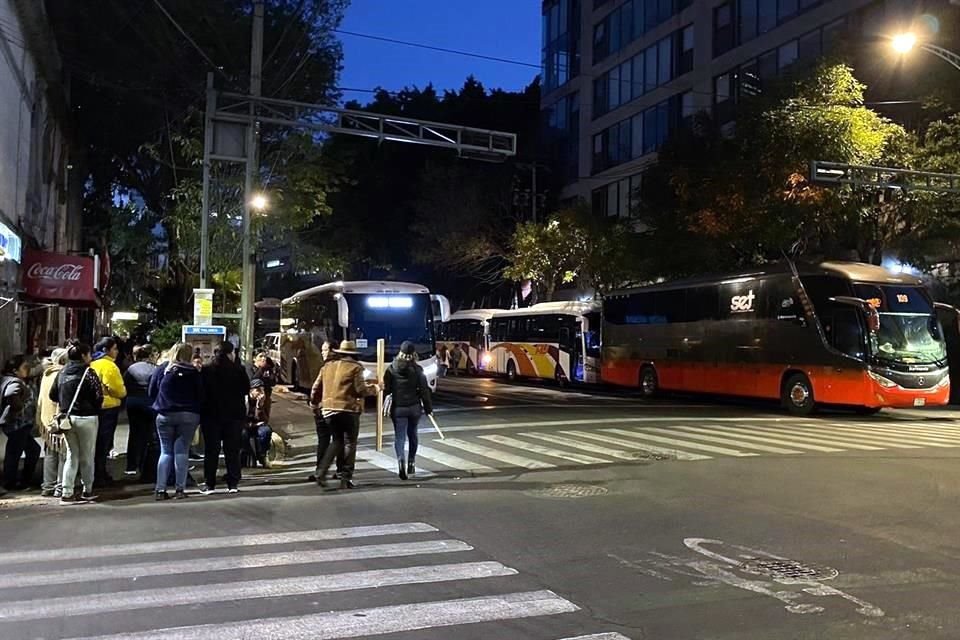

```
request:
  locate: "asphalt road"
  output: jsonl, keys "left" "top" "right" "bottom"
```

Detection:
{"left": 1, "top": 375, "right": 960, "bottom": 639}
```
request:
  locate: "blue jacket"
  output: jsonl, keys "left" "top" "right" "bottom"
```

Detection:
{"left": 148, "top": 363, "right": 204, "bottom": 415}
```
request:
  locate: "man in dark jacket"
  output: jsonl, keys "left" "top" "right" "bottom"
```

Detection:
{"left": 122, "top": 345, "right": 158, "bottom": 477}
{"left": 1, "top": 355, "right": 37, "bottom": 491}
{"left": 200, "top": 341, "right": 250, "bottom": 493}
{"left": 382, "top": 341, "right": 433, "bottom": 480}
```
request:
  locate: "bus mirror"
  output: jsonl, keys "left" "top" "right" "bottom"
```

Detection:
{"left": 431, "top": 294, "right": 451, "bottom": 323}
{"left": 336, "top": 295, "right": 349, "bottom": 328}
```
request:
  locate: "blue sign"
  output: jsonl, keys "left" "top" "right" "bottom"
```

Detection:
{"left": 182, "top": 325, "right": 226, "bottom": 336}
{"left": 0, "top": 221, "right": 21, "bottom": 263}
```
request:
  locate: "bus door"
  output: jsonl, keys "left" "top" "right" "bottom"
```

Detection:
{"left": 817, "top": 304, "right": 868, "bottom": 404}
{"left": 582, "top": 312, "right": 601, "bottom": 383}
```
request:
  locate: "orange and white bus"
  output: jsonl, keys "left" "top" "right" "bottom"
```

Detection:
{"left": 488, "top": 301, "right": 601, "bottom": 385}
{"left": 602, "top": 261, "right": 950, "bottom": 414}
{"left": 437, "top": 309, "right": 496, "bottom": 374}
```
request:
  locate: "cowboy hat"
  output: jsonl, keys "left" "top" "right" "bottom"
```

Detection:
{"left": 333, "top": 340, "right": 361, "bottom": 355}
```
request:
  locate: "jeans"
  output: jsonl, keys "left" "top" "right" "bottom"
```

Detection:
{"left": 314, "top": 414, "right": 343, "bottom": 476}
{"left": 318, "top": 412, "right": 360, "bottom": 480}
{"left": 62, "top": 415, "right": 98, "bottom": 498}
{"left": 3, "top": 428, "right": 41, "bottom": 489}
{"left": 243, "top": 424, "right": 272, "bottom": 462}
{"left": 125, "top": 404, "right": 155, "bottom": 473}
{"left": 392, "top": 405, "right": 421, "bottom": 462}
{"left": 95, "top": 406, "right": 121, "bottom": 483}
{"left": 203, "top": 419, "right": 243, "bottom": 489}
{"left": 42, "top": 442, "right": 66, "bottom": 492}
{"left": 155, "top": 411, "right": 200, "bottom": 492}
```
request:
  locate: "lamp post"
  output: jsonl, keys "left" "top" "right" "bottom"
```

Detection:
{"left": 890, "top": 32, "right": 960, "bottom": 72}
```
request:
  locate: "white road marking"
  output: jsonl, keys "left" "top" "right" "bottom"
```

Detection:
{"left": 521, "top": 432, "right": 642, "bottom": 460}
{"left": 0, "top": 523, "right": 437, "bottom": 566}
{"left": 0, "top": 539, "right": 472, "bottom": 589}
{"left": 358, "top": 450, "right": 436, "bottom": 478}
{"left": 554, "top": 635, "right": 633, "bottom": 640}
{"left": 822, "top": 422, "right": 960, "bottom": 445}
{"left": 561, "top": 430, "right": 711, "bottom": 461}
{"left": 604, "top": 429, "right": 758, "bottom": 457}
{"left": 877, "top": 421, "right": 960, "bottom": 435}
{"left": 0, "top": 562, "right": 516, "bottom": 622}
{"left": 440, "top": 438, "right": 556, "bottom": 469}
{"left": 414, "top": 445, "right": 499, "bottom": 474}
{"left": 72, "top": 590, "right": 580, "bottom": 640}
{"left": 786, "top": 424, "right": 926, "bottom": 449}
{"left": 478, "top": 434, "right": 611, "bottom": 465}
{"left": 670, "top": 425, "right": 844, "bottom": 452}
{"left": 722, "top": 425, "right": 885, "bottom": 450}
{"left": 642, "top": 427, "right": 802, "bottom": 454}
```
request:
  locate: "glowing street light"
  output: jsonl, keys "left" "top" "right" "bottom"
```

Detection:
{"left": 887, "top": 30, "right": 960, "bottom": 72}
{"left": 250, "top": 193, "right": 268, "bottom": 211}
{"left": 891, "top": 32, "right": 917, "bottom": 54}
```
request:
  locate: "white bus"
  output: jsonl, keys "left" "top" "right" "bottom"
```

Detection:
{"left": 281, "top": 281, "right": 450, "bottom": 391}
{"left": 488, "top": 301, "right": 602, "bottom": 385}
{"left": 437, "top": 309, "right": 497, "bottom": 374}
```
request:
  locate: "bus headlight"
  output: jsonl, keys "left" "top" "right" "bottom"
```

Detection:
{"left": 481, "top": 352, "right": 493, "bottom": 366}
{"left": 868, "top": 371, "right": 898, "bottom": 389}
{"left": 937, "top": 375, "right": 950, "bottom": 388}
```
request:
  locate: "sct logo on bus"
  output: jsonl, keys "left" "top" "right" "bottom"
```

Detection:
{"left": 730, "top": 290, "right": 756, "bottom": 313}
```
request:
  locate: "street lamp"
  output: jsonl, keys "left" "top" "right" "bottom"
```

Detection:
{"left": 250, "top": 193, "right": 268, "bottom": 211}
{"left": 889, "top": 32, "right": 960, "bottom": 72}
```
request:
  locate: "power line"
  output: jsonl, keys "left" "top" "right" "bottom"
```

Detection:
{"left": 151, "top": 0, "right": 229, "bottom": 79}
{"left": 333, "top": 28, "right": 541, "bottom": 69}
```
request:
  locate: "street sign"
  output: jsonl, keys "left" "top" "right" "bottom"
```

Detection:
{"left": 810, "top": 160, "right": 960, "bottom": 193}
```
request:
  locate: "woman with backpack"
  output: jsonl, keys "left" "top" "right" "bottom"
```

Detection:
{"left": 382, "top": 341, "right": 433, "bottom": 480}
{"left": 49, "top": 343, "right": 103, "bottom": 504}
{"left": 148, "top": 343, "right": 204, "bottom": 500}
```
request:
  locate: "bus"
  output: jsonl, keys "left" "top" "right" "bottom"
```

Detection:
{"left": 488, "top": 301, "right": 602, "bottom": 385}
{"left": 602, "top": 261, "right": 950, "bottom": 414}
{"left": 281, "top": 281, "right": 450, "bottom": 391}
{"left": 437, "top": 309, "right": 497, "bottom": 374}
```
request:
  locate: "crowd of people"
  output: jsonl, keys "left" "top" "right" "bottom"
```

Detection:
{"left": 0, "top": 336, "right": 282, "bottom": 503}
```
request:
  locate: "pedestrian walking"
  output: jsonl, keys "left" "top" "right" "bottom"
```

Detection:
{"left": 200, "top": 341, "right": 249, "bottom": 494}
{"left": 37, "top": 348, "right": 69, "bottom": 497}
{"left": 308, "top": 341, "right": 344, "bottom": 482}
{"left": 1, "top": 355, "right": 40, "bottom": 491}
{"left": 450, "top": 343, "right": 464, "bottom": 376}
{"left": 122, "top": 345, "right": 158, "bottom": 478}
{"left": 243, "top": 379, "right": 273, "bottom": 468}
{"left": 310, "top": 340, "right": 378, "bottom": 490}
{"left": 51, "top": 343, "right": 103, "bottom": 505}
{"left": 148, "top": 343, "right": 204, "bottom": 500}
{"left": 383, "top": 341, "right": 434, "bottom": 480}
{"left": 90, "top": 337, "right": 127, "bottom": 486}
{"left": 437, "top": 345, "right": 450, "bottom": 377}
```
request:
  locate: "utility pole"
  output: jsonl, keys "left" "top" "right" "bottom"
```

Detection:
{"left": 199, "top": 71, "right": 215, "bottom": 288}
{"left": 240, "top": 0, "right": 264, "bottom": 359}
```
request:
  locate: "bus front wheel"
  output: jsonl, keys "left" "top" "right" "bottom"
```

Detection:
{"left": 506, "top": 360, "right": 518, "bottom": 382}
{"left": 782, "top": 373, "right": 815, "bottom": 416}
{"left": 639, "top": 365, "right": 659, "bottom": 398}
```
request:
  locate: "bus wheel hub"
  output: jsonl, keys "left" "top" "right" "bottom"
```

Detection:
{"left": 790, "top": 384, "right": 809, "bottom": 405}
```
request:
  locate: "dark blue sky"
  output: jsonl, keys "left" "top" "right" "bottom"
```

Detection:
{"left": 337, "top": 0, "right": 541, "bottom": 101}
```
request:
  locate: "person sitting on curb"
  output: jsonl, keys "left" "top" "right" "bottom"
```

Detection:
{"left": 243, "top": 379, "right": 273, "bottom": 468}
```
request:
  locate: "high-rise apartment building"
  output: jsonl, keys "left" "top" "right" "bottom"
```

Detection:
{"left": 541, "top": 0, "right": 927, "bottom": 218}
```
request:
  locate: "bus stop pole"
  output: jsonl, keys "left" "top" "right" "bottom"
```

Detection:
{"left": 376, "top": 338, "right": 385, "bottom": 451}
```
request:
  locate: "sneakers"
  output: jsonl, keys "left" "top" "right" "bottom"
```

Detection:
{"left": 80, "top": 492, "right": 99, "bottom": 502}
{"left": 227, "top": 487, "right": 239, "bottom": 494}
{"left": 174, "top": 489, "right": 189, "bottom": 500}
{"left": 398, "top": 459, "right": 408, "bottom": 481}
{"left": 340, "top": 478, "right": 355, "bottom": 490}
{"left": 407, "top": 461, "right": 416, "bottom": 476}
{"left": 53, "top": 488, "right": 63, "bottom": 499}
{"left": 155, "top": 491, "right": 171, "bottom": 501}
{"left": 199, "top": 484, "right": 216, "bottom": 495}
{"left": 60, "top": 494, "right": 79, "bottom": 505}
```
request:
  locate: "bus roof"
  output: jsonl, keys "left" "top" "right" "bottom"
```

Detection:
{"left": 489, "top": 301, "right": 600, "bottom": 319}
{"left": 282, "top": 280, "right": 430, "bottom": 305}
{"left": 448, "top": 309, "right": 499, "bottom": 322}
{"left": 609, "top": 261, "right": 925, "bottom": 297}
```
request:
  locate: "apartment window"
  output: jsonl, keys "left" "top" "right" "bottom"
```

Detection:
{"left": 714, "top": 73, "right": 734, "bottom": 123}
{"left": 632, "top": 51, "right": 645, "bottom": 98}
{"left": 631, "top": 112, "right": 644, "bottom": 158}
{"left": 678, "top": 25, "right": 694, "bottom": 74}
{"left": 592, "top": 174, "right": 643, "bottom": 217}
{"left": 778, "top": 40, "right": 798, "bottom": 70}
{"left": 681, "top": 90, "right": 697, "bottom": 123}
{"left": 658, "top": 37, "right": 672, "bottom": 85}
{"left": 757, "top": 49, "right": 777, "bottom": 81}
{"left": 645, "top": 42, "right": 658, "bottom": 91}
{"left": 797, "top": 29, "right": 821, "bottom": 61}
{"left": 713, "top": 3, "right": 734, "bottom": 57}
{"left": 778, "top": 0, "right": 798, "bottom": 22}
{"left": 609, "top": 65, "right": 621, "bottom": 108}
{"left": 543, "top": 0, "right": 581, "bottom": 92}
{"left": 739, "top": 0, "right": 758, "bottom": 41}
{"left": 822, "top": 18, "right": 846, "bottom": 51}
{"left": 594, "top": 0, "right": 684, "bottom": 64}
{"left": 592, "top": 96, "right": 679, "bottom": 172}
{"left": 758, "top": 0, "right": 777, "bottom": 34}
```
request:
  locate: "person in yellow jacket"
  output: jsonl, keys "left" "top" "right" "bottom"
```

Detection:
{"left": 90, "top": 337, "right": 127, "bottom": 486}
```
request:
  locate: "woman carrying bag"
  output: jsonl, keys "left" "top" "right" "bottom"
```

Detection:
{"left": 382, "top": 341, "right": 433, "bottom": 480}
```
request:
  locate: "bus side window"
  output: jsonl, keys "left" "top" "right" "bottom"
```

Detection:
{"left": 824, "top": 307, "right": 866, "bottom": 360}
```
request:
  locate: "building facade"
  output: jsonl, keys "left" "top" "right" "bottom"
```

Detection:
{"left": 541, "top": 0, "right": 922, "bottom": 218}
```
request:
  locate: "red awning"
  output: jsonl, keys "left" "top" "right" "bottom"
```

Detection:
{"left": 22, "top": 249, "right": 99, "bottom": 307}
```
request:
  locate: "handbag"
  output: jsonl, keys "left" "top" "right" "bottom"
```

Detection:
{"left": 48, "top": 370, "right": 87, "bottom": 435}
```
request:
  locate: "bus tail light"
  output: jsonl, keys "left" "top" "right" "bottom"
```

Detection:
{"left": 868, "top": 371, "right": 897, "bottom": 388}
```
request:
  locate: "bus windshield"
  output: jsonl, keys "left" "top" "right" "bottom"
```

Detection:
{"left": 343, "top": 293, "right": 435, "bottom": 360}
{"left": 853, "top": 284, "right": 947, "bottom": 365}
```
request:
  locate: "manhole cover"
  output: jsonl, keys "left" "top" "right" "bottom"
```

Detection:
{"left": 739, "top": 558, "right": 838, "bottom": 582}
{"left": 526, "top": 484, "right": 610, "bottom": 499}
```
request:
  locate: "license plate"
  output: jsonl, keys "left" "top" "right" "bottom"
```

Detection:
{"left": 914, "top": 398, "right": 926, "bottom": 407}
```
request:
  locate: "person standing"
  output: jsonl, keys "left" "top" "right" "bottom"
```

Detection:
{"left": 308, "top": 341, "right": 343, "bottom": 482}
{"left": 90, "top": 337, "right": 127, "bottom": 486}
{"left": 311, "top": 340, "right": 378, "bottom": 490}
{"left": 383, "top": 341, "right": 433, "bottom": 480}
{"left": 148, "top": 343, "right": 204, "bottom": 500}
{"left": 449, "top": 344, "right": 464, "bottom": 376}
{"left": 437, "top": 345, "right": 450, "bottom": 378}
{"left": 51, "top": 343, "right": 103, "bottom": 505}
{"left": 37, "top": 348, "right": 70, "bottom": 497}
{"left": 1, "top": 355, "right": 40, "bottom": 491}
{"left": 200, "top": 341, "right": 249, "bottom": 494}
{"left": 122, "top": 345, "right": 158, "bottom": 478}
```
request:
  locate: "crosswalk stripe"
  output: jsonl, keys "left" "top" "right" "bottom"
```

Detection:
{"left": 722, "top": 424, "right": 885, "bottom": 450}
{"left": 0, "top": 523, "right": 438, "bottom": 566}
{"left": 561, "top": 430, "right": 711, "bottom": 461}
{"left": 604, "top": 428, "right": 759, "bottom": 457}
{"left": 70, "top": 590, "right": 580, "bottom": 640}
{"left": 671, "top": 425, "right": 844, "bottom": 452}
{"left": 557, "top": 634, "right": 633, "bottom": 640}
{"left": 642, "top": 427, "right": 802, "bottom": 454}
{"left": 478, "top": 434, "right": 611, "bottom": 465}
{"left": 879, "top": 421, "right": 960, "bottom": 435}
{"left": 522, "top": 432, "right": 641, "bottom": 460}
{"left": 836, "top": 421, "right": 960, "bottom": 441}
{"left": 819, "top": 423, "right": 960, "bottom": 447}
{"left": 0, "top": 539, "right": 472, "bottom": 589}
{"left": 358, "top": 450, "right": 437, "bottom": 478}
{"left": 414, "top": 445, "right": 499, "bottom": 474}
{"left": 787, "top": 424, "right": 926, "bottom": 449}
{"left": 440, "top": 438, "right": 556, "bottom": 469}
{"left": 0, "top": 561, "right": 517, "bottom": 622}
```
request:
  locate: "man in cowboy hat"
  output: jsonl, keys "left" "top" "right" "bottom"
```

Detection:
{"left": 310, "top": 340, "right": 379, "bottom": 489}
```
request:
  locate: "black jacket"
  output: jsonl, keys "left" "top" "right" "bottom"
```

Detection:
{"left": 0, "top": 376, "right": 26, "bottom": 434}
{"left": 383, "top": 358, "right": 432, "bottom": 415}
{"left": 49, "top": 362, "right": 103, "bottom": 417}
{"left": 201, "top": 358, "right": 251, "bottom": 421}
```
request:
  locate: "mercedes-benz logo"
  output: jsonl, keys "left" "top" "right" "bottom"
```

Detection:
{"left": 918, "top": 377, "right": 926, "bottom": 386}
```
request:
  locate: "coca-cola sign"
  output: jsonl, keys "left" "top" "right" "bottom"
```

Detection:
{"left": 22, "top": 249, "right": 98, "bottom": 305}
